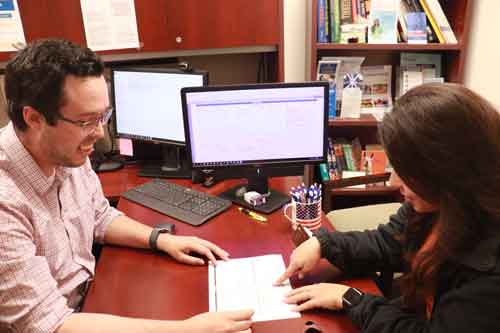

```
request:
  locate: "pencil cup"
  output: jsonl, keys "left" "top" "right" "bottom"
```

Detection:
{"left": 283, "top": 199, "right": 322, "bottom": 231}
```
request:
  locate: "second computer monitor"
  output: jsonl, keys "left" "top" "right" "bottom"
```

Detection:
{"left": 181, "top": 82, "right": 329, "bottom": 213}
{"left": 111, "top": 67, "right": 207, "bottom": 178}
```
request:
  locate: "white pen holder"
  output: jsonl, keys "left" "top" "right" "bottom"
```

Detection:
{"left": 283, "top": 199, "right": 322, "bottom": 231}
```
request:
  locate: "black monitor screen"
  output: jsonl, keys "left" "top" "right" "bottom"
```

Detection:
{"left": 112, "top": 68, "right": 207, "bottom": 145}
{"left": 181, "top": 82, "right": 329, "bottom": 213}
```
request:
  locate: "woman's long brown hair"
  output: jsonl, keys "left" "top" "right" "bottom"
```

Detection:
{"left": 378, "top": 83, "right": 500, "bottom": 313}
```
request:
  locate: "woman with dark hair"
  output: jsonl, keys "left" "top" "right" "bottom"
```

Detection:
{"left": 275, "top": 83, "right": 500, "bottom": 332}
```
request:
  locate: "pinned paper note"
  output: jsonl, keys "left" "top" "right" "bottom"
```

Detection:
{"left": 118, "top": 138, "right": 133, "bottom": 156}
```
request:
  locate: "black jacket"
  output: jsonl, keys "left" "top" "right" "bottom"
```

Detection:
{"left": 316, "top": 203, "right": 500, "bottom": 333}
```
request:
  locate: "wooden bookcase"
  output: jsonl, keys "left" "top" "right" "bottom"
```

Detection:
{"left": 308, "top": 0, "right": 473, "bottom": 211}
{"left": 0, "top": 0, "right": 284, "bottom": 83}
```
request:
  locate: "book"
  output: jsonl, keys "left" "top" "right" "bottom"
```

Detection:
{"left": 333, "top": 140, "right": 347, "bottom": 172}
{"left": 319, "top": 163, "right": 330, "bottom": 181}
{"left": 367, "top": 0, "right": 399, "bottom": 44}
{"left": 342, "top": 143, "right": 355, "bottom": 171}
{"left": 418, "top": 0, "right": 444, "bottom": 43}
{"left": 327, "top": 137, "right": 340, "bottom": 178}
{"left": 329, "top": 0, "right": 341, "bottom": 42}
{"left": 400, "top": 65, "right": 424, "bottom": 96}
{"left": 420, "top": 0, "right": 457, "bottom": 43}
{"left": 340, "top": 0, "right": 354, "bottom": 24}
{"left": 317, "top": 60, "right": 340, "bottom": 118}
{"left": 400, "top": 52, "right": 442, "bottom": 77}
{"left": 318, "top": 0, "right": 329, "bottom": 43}
{"left": 361, "top": 149, "right": 388, "bottom": 174}
{"left": 360, "top": 65, "right": 392, "bottom": 114}
{"left": 351, "top": 137, "right": 363, "bottom": 171}
{"left": 406, "top": 12, "right": 427, "bottom": 44}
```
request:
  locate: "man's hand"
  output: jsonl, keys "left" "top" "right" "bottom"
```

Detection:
{"left": 157, "top": 234, "right": 230, "bottom": 265}
{"left": 274, "top": 237, "right": 322, "bottom": 285}
{"left": 182, "top": 309, "right": 254, "bottom": 333}
{"left": 284, "top": 283, "right": 350, "bottom": 312}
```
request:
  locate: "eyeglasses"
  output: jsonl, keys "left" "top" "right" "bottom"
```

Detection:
{"left": 56, "top": 107, "right": 113, "bottom": 134}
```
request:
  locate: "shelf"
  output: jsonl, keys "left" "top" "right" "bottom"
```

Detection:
{"left": 331, "top": 185, "right": 399, "bottom": 197}
{"left": 329, "top": 114, "right": 379, "bottom": 127}
{"left": 316, "top": 43, "right": 462, "bottom": 51}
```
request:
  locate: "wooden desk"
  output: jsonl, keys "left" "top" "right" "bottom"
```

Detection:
{"left": 85, "top": 166, "right": 380, "bottom": 332}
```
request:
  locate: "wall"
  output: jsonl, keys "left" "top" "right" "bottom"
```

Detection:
{"left": 463, "top": 0, "right": 500, "bottom": 108}
{"left": 284, "top": 0, "right": 500, "bottom": 109}
{"left": 284, "top": 0, "right": 307, "bottom": 82}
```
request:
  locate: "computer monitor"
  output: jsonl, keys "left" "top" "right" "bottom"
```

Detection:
{"left": 111, "top": 68, "right": 207, "bottom": 178}
{"left": 181, "top": 82, "right": 329, "bottom": 213}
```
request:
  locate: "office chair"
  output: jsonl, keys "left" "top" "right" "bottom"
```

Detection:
{"left": 326, "top": 202, "right": 402, "bottom": 296}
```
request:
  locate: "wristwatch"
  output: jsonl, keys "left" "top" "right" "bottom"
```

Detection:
{"left": 149, "top": 222, "right": 175, "bottom": 251}
{"left": 342, "top": 287, "right": 364, "bottom": 309}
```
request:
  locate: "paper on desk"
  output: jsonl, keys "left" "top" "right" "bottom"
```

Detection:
{"left": 208, "top": 254, "right": 300, "bottom": 322}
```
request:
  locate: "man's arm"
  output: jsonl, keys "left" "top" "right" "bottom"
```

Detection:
{"left": 103, "top": 215, "right": 229, "bottom": 265}
{"left": 57, "top": 310, "right": 254, "bottom": 333}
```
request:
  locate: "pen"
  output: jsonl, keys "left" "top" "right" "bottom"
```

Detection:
{"left": 238, "top": 207, "right": 268, "bottom": 223}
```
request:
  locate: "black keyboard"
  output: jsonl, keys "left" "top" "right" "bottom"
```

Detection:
{"left": 121, "top": 179, "right": 232, "bottom": 226}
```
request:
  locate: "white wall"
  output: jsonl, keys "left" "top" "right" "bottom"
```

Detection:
{"left": 463, "top": 1, "right": 500, "bottom": 107}
{"left": 284, "top": 0, "right": 500, "bottom": 107}
{"left": 284, "top": 0, "right": 307, "bottom": 82}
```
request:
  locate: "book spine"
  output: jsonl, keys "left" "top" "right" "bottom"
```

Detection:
{"left": 423, "top": 0, "right": 457, "bottom": 43}
{"left": 319, "top": 163, "right": 331, "bottom": 181}
{"left": 333, "top": 143, "right": 347, "bottom": 172}
{"left": 340, "top": 0, "right": 353, "bottom": 24}
{"left": 351, "top": 0, "right": 357, "bottom": 23}
{"left": 327, "top": 137, "right": 340, "bottom": 178}
{"left": 342, "top": 143, "right": 355, "bottom": 171}
{"left": 333, "top": 0, "right": 341, "bottom": 42}
{"left": 318, "top": 0, "right": 328, "bottom": 43}
{"left": 418, "top": 0, "right": 445, "bottom": 43}
{"left": 325, "top": 0, "right": 331, "bottom": 42}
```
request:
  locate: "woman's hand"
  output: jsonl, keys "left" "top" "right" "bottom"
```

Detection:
{"left": 284, "top": 283, "right": 350, "bottom": 312}
{"left": 274, "top": 237, "right": 322, "bottom": 285}
{"left": 157, "top": 234, "right": 229, "bottom": 266}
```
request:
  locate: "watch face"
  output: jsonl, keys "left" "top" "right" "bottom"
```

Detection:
{"left": 342, "top": 288, "right": 364, "bottom": 309}
{"left": 155, "top": 223, "right": 175, "bottom": 234}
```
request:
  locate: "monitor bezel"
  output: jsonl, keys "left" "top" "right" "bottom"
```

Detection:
{"left": 111, "top": 67, "right": 208, "bottom": 147}
{"left": 181, "top": 81, "right": 329, "bottom": 170}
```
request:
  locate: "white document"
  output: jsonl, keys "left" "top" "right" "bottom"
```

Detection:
{"left": 80, "top": 0, "right": 139, "bottom": 51}
{"left": 208, "top": 254, "right": 300, "bottom": 322}
{"left": 0, "top": 0, "right": 26, "bottom": 52}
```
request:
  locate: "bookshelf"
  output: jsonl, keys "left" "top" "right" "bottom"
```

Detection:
{"left": 308, "top": 0, "right": 473, "bottom": 211}
{"left": 0, "top": 0, "right": 284, "bottom": 82}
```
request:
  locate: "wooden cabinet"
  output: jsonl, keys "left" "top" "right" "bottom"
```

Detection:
{"left": 0, "top": 0, "right": 284, "bottom": 81}
{"left": 163, "top": 0, "right": 281, "bottom": 50}
{"left": 308, "top": 0, "right": 473, "bottom": 211}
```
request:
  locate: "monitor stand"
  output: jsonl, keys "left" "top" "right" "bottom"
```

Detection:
{"left": 138, "top": 146, "right": 191, "bottom": 179}
{"left": 219, "top": 175, "right": 290, "bottom": 214}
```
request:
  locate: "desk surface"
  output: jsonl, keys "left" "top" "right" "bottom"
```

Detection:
{"left": 84, "top": 166, "right": 380, "bottom": 333}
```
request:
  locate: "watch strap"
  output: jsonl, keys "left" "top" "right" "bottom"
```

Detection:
{"left": 149, "top": 228, "right": 169, "bottom": 251}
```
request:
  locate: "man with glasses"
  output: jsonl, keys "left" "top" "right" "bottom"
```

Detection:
{"left": 0, "top": 39, "right": 253, "bottom": 333}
